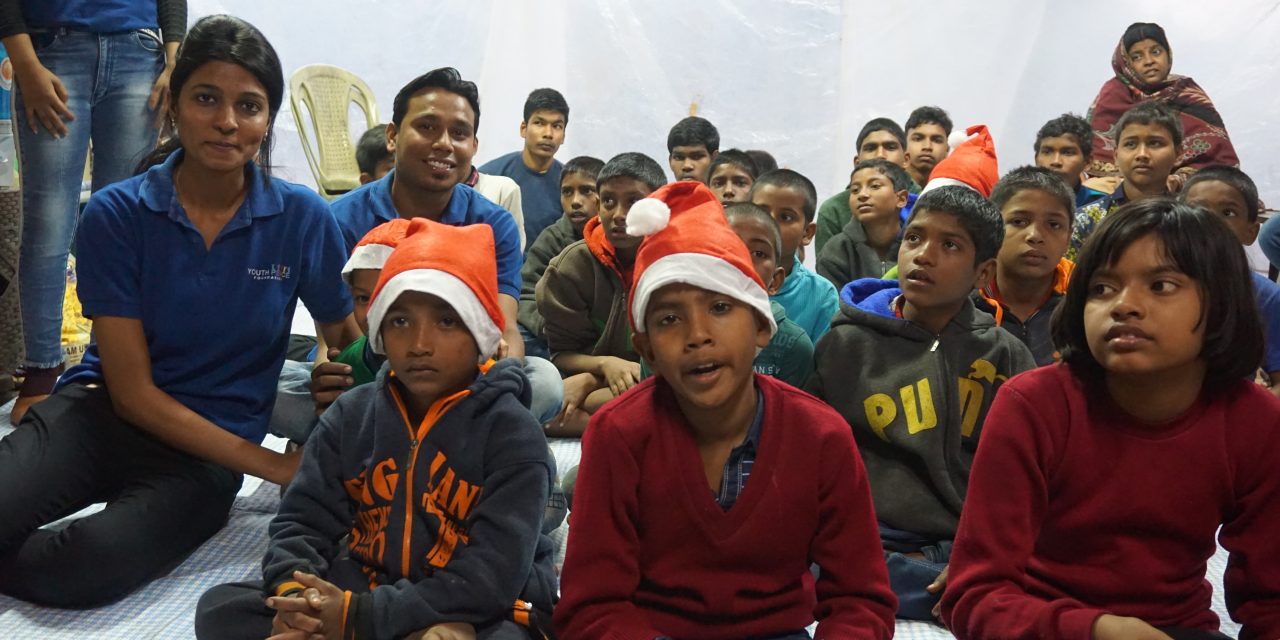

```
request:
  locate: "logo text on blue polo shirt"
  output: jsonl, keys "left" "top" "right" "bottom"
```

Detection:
{"left": 248, "top": 264, "right": 293, "bottom": 281}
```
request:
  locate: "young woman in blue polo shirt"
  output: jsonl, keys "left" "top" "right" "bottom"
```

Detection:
{"left": 0, "top": 15, "right": 355, "bottom": 607}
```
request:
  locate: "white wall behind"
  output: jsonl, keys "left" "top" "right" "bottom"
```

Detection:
{"left": 190, "top": 0, "right": 1280, "bottom": 204}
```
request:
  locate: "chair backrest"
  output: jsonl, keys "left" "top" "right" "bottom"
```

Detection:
{"left": 289, "top": 65, "right": 378, "bottom": 199}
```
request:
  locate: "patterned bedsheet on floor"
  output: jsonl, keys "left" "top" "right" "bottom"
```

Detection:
{"left": 0, "top": 408, "right": 1242, "bottom": 639}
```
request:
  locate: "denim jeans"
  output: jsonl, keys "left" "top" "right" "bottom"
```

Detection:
{"left": 18, "top": 28, "right": 164, "bottom": 368}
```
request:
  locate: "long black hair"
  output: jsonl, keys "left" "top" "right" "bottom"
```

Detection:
{"left": 137, "top": 15, "right": 284, "bottom": 179}
{"left": 1051, "top": 198, "right": 1262, "bottom": 392}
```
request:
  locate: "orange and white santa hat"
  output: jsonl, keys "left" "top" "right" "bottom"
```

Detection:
{"left": 365, "top": 218, "right": 504, "bottom": 361}
{"left": 342, "top": 218, "right": 414, "bottom": 284}
{"left": 921, "top": 124, "right": 999, "bottom": 198}
{"left": 625, "top": 180, "right": 777, "bottom": 337}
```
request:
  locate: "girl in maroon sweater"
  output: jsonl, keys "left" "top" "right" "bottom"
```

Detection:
{"left": 555, "top": 181, "right": 896, "bottom": 639}
{"left": 942, "top": 198, "right": 1280, "bottom": 640}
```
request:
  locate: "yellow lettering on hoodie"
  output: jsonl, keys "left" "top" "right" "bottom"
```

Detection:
{"left": 864, "top": 393, "right": 897, "bottom": 441}
{"left": 901, "top": 378, "right": 938, "bottom": 434}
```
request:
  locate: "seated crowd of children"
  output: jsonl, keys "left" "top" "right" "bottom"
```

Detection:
{"left": 6, "top": 13, "right": 1280, "bottom": 640}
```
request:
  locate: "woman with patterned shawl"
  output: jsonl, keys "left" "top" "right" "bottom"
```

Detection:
{"left": 1086, "top": 22, "right": 1239, "bottom": 186}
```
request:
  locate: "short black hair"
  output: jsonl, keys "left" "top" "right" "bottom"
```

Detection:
{"left": 745, "top": 149, "right": 778, "bottom": 174}
{"left": 392, "top": 67, "right": 480, "bottom": 133}
{"left": 561, "top": 155, "right": 605, "bottom": 186}
{"left": 750, "top": 169, "right": 818, "bottom": 223}
{"left": 355, "top": 124, "right": 390, "bottom": 175}
{"left": 1052, "top": 198, "right": 1261, "bottom": 392}
{"left": 905, "top": 106, "right": 953, "bottom": 137}
{"left": 725, "top": 202, "right": 783, "bottom": 261}
{"left": 1182, "top": 165, "right": 1259, "bottom": 222}
{"left": 852, "top": 158, "right": 913, "bottom": 193}
{"left": 990, "top": 166, "right": 1076, "bottom": 221}
{"left": 1034, "top": 113, "right": 1094, "bottom": 158}
{"left": 907, "top": 185, "right": 1003, "bottom": 264}
{"left": 707, "top": 149, "right": 760, "bottom": 181}
{"left": 523, "top": 88, "right": 569, "bottom": 123}
{"left": 856, "top": 117, "right": 907, "bottom": 150}
{"left": 1115, "top": 101, "right": 1183, "bottom": 148}
{"left": 667, "top": 116, "right": 720, "bottom": 154}
{"left": 597, "top": 152, "right": 668, "bottom": 192}
{"left": 1121, "top": 22, "right": 1170, "bottom": 54}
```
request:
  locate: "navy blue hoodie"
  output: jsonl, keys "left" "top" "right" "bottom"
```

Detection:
{"left": 809, "top": 278, "right": 1035, "bottom": 540}
{"left": 263, "top": 358, "right": 557, "bottom": 639}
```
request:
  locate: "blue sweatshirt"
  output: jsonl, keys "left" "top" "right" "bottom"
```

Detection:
{"left": 263, "top": 359, "right": 557, "bottom": 638}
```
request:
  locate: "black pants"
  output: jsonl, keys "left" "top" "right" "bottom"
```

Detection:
{"left": 196, "top": 581, "right": 530, "bottom": 640}
{"left": 0, "top": 383, "right": 242, "bottom": 607}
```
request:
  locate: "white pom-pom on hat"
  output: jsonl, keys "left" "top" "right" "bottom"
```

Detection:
{"left": 625, "top": 197, "right": 671, "bottom": 236}
{"left": 949, "top": 128, "right": 972, "bottom": 150}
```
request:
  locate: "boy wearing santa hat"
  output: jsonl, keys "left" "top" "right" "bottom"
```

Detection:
{"left": 196, "top": 218, "right": 557, "bottom": 640}
{"left": 555, "top": 181, "right": 896, "bottom": 639}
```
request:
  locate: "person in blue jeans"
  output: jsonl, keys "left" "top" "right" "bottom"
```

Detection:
{"left": 0, "top": 15, "right": 356, "bottom": 607}
{"left": 3, "top": 0, "right": 187, "bottom": 424}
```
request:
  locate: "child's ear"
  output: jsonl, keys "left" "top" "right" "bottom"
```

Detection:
{"left": 755, "top": 315, "right": 772, "bottom": 349}
{"left": 972, "top": 257, "right": 998, "bottom": 291}
{"left": 519, "top": 120, "right": 528, "bottom": 138}
{"left": 801, "top": 221, "right": 817, "bottom": 246}
{"left": 894, "top": 189, "right": 909, "bottom": 209}
{"left": 359, "top": 172, "right": 373, "bottom": 185}
{"left": 632, "top": 332, "right": 655, "bottom": 364}
{"left": 1246, "top": 219, "right": 1262, "bottom": 246}
{"left": 766, "top": 266, "right": 785, "bottom": 295}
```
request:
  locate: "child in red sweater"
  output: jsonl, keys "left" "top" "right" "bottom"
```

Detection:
{"left": 554, "top": 181, "right": 896, "bottom": 639}
{"left": 942, "top": 198, "right": 1280, "bottom": 640}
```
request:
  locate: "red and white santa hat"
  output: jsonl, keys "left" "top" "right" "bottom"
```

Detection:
{"left": 921, "top": 124, "right": 999, "bottom": 198}
{"left": 342, "top": 218, "right": 414, "bottom": 284}
{"left": 365, "top": 218, "right": 504, "bottom": 361}
{"left": 626, "top": 181, "right": 777, "bottom": 337}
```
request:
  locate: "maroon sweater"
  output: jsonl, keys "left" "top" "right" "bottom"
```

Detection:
{"left": 943, "top": 365, "right": 1280, "bottom": 639}
{"left": 554, "top": 374, "right": 896, "bottom": 639}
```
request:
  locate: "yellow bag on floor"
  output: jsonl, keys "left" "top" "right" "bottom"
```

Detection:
{"left": 61, "top": 255, "right": 92, "bottom": 366}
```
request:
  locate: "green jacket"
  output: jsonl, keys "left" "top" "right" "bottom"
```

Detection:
{"left": 518, "top": 216, "right": 581, "bottom": 337}
{"left": 816, "top": 217, "right": 898, "bottom": 290}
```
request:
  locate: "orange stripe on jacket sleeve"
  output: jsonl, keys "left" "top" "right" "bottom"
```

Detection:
{"left": 341, "top": 590, "right": 352, "bottom": 639}
{"left": 274, "top": 581, "right": 305, "bottom": 596}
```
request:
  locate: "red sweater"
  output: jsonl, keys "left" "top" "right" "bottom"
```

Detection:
{"left": 554, "top": 375, "right": 896, "bottom": 640}
{"left": 942, "top": 365, "right": 1280, "bottom": 639}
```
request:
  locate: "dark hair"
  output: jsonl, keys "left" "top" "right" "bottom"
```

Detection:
{"left": 852, "top": 158, "right": 913, "bottom": 193}
{"left": 667, "top": 116, "right": 720, "bottom": 154}
{"left": 750, "top": 169, "right": 818, "bottom": 223}
{"left": 745, "top": 149, "right": 778, "bottom": 174}
{"left": 355, "top": 124, "right": 391, "bottom": 174}
{"left": 523, "top": 88, "right": 569, "bottom": 123}
{"left": 990, "top": 166, "right": 1076, "bottom": 221}
{"left": 597, "top": 152, "right": 668, "bottom": 192}
{"left": 137, "top": 15, "right": 283, "bottom": 177}
{"left": 907, "top": 185, "right": 1003, "bottom": 264}
{"left": 1115, "top": 101, "right": 1183, "bottom": 148}
{"left": 905, "top": 106, "right": 953, "bottom": 137}
{"left": 1182, "top": 165, "right": 1260, "bottom": 222}
{"left": 725, "top": 202, "right": 783, "bottom": 260}
{"left": 1034, "top": 113, "right": 1094, "bottom": 158}
{"left": 561, "top": 155, "right": 605, "bottom": 185}
{"left": 392, "top": 67, "right": 480, "bottom": 133}
{"left": 856, "top": 117, "right": 907, "bottom": 150}
{"left": 1051, "top": 198, "right": 1261, "bottom": 391}
{"left": 707, "top": 149, "right": 760, "bottom": 181}
{"left": 1121, "top": 22, "right": 1171, "bottom": 55}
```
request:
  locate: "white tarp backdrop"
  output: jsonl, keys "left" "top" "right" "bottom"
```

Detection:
{"left": 190, "top": 0, "right": 1280, "bottom": 206}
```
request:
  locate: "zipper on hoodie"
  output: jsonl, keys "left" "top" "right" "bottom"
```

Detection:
{"left": 388, "top": 381, "right": 471, "bottom": 578}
